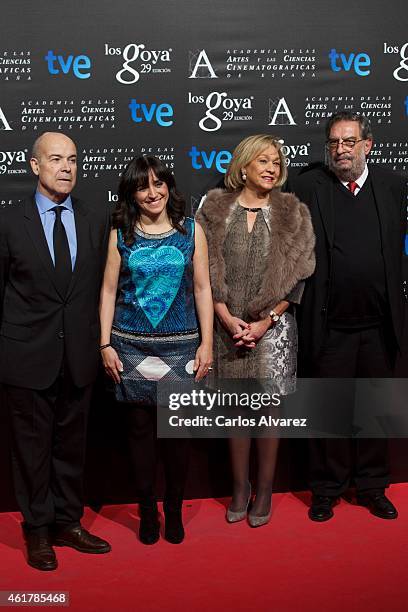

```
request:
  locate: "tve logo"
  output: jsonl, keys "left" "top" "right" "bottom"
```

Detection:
{"left": 129, "top": 99, "right": 174, "bottom": 126}
{"left": 189, "top": 146, "right": 232, "bottom": 173}
{"left": 329, "top": 49, "right": 371, "bottom": 76}
{"left": 44, "top": 51, "right": 91, "bottom": 79}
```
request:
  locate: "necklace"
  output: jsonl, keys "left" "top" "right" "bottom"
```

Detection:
{"left": 237, "top": 199, "right": 268, "bottom": 212}
{"left": 136, "top": 217, "right": 172, "bottom": 234}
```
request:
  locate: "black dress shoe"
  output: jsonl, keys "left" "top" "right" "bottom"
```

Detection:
{"left": 308, "top": 495, "right": 337, "bottom": 522}
{"left": 25, "top": 533, "right": 57, "bottom": 571}
{"left": 139, "top": 505, "right": 160, "bottom": 545}
{"left": 164, "top": 509, "right": 184, "bottom": 544}
{"left": 53, "top": 525, "right": 111, "bottom": 553}
{"left": 357, "top": 493, "right": 398, "bottom": 519}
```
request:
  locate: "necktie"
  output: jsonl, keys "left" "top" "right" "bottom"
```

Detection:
{"left": 52, "top": 206, "right": 72, "bottom": 296}
{"left": 347, "top": 181, "right": 358, "bottom": 195}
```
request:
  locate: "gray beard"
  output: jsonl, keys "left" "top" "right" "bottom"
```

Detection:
{"left": 328, "top": 154, "right": 366, "bottom": 182}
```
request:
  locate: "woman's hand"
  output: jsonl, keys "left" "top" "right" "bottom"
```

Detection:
{"left": 193, "top": 343, "right": 213, "bottom": 381}
{"left": 223, "top": 315, "right": 251, "bottom": 339}
{"left": 235, "top": 318, "right": 271, "bottom": 348}
{"left": 101, "top": 346, "right": 123, "bottom": 383}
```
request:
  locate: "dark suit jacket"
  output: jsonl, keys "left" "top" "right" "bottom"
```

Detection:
{"left": 290, "top": 165, "right": 407, "bottom": 375}
{"left": 0, "top": 196, "right": 110, "bottom": 389}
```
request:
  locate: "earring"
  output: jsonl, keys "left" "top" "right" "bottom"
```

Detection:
{"left": 241, "top": 171, "right": 247, "bottom": 181}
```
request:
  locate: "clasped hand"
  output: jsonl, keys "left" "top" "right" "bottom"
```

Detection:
{"left": 226, "top": 316, "right": 271, "bottom": 349}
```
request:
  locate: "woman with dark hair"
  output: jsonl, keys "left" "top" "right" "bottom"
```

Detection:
{"left": 100, "top": 156, "right": 213, "bottom": 544}
{"left": 196, "top": 134, "right": 315, "bottom": 527}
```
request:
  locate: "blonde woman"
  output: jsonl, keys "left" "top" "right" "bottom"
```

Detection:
{"left": 197, "top": 135, "right": 315, "bottom": 526}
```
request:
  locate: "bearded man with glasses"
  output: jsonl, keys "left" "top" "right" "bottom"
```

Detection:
{"left": 291, "top": 111, "right": 407, "bottom": 522}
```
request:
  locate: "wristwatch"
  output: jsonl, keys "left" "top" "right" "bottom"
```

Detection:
{"left": 269, "top": 309, "right": 280, "bottom": 323}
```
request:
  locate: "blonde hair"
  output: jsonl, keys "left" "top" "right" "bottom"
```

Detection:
{"left": 224, "top": 134, "right": 288, "bottom": 191}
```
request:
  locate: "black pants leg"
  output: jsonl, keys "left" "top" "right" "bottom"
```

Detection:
{"left": 6, "top": 373, "right": 92, "bottom": 533}
{"left": 126, "top": 404, "right": 190, "bottom": 507}
{"left": 161, "top": 438, "right": 190, "bottom": 509}
{"left": 353, "top": 326, "right": 394, "bottom": 493}
{"left": 51, "top": 377, "right": 92, "bottom": 529}
{"left": 125, "top": 405, "right": 157, "bottom": 502}
{"left": 309, "top": 325, "right": 394, "bottom": 497}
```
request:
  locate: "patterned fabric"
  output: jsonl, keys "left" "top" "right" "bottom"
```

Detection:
{"left": 113, "top": 218, "right": 198, "bottom": 334}
{"left": 111, "top": 218, "right": 199, "bottom": 405}
{"left": 213, "top": 205, "right": 297, "bottom": 394}
{"left": 111, "top": 328, "right": 199, "bottom": 404}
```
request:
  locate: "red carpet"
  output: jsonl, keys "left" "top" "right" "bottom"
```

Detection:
{"left": 1, "top": 484, "right": 408, "bottom": 611}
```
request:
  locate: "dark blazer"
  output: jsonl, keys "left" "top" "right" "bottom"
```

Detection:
{"left": 290, "top": 165, "right": 407, "bottom": 375}
{"left": 0, "top": 196, "right": 110, "bottom": 389}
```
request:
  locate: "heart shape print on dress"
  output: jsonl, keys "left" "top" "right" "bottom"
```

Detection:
{"left": 128, "top": 245, "right": 184, "bottom": 328}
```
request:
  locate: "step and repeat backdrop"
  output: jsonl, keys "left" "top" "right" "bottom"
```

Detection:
{"left": 1, "top": 0, "right": 408, "bottom": 507}
{"left": 1, "top": 0, "right": 407, "bottom": 212}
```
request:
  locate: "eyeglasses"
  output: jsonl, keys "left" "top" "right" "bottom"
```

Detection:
{"left": 326, "top": 138, "right": 364, "bottom": 151}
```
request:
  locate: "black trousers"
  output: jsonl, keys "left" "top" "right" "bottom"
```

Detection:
{"left": 6, "top": 369, "right": 92, "bottom": 534}
{"left": 309, "top": 324, "right": 396, "bottom": 497}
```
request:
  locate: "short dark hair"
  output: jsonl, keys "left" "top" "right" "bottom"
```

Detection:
{"left": 325, "top": 111, "right": 373, "bottom": 141}
{"left": 112, "top": 156, "right": 186, "bottom": 245}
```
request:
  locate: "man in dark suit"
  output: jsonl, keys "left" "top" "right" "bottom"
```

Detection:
{"left": 292, "top": 112, "right": 406, "bottom": 522}
{"left": 0, "top": 132, "right": 111, "bottom": 570}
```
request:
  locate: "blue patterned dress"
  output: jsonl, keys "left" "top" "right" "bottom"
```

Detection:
{"left": 110, "top": 217, "right": 199, "bottom": 404}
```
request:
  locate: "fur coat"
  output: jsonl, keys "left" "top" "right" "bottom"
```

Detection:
{"left": 196, "top": 188, "right": 316, "bottom": 320}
